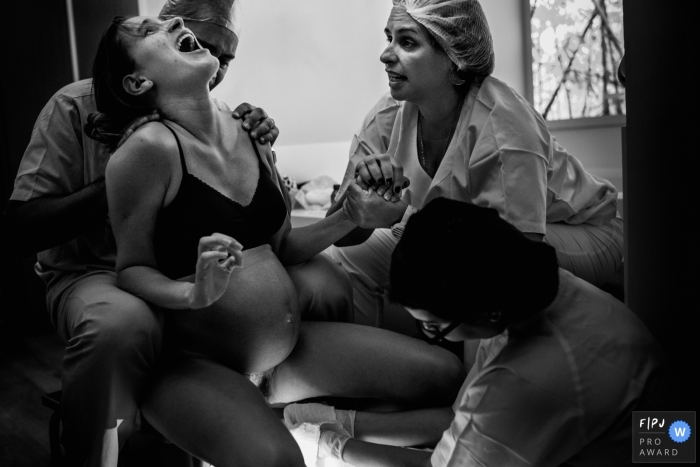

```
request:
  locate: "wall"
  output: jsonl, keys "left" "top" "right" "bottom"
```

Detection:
{"left": 74, "top": 0, "right": 140, "bottom": 79}
{"left": 138, "top": 0, "right": 623, "bottom": 189}
{"left": 480, "top": 0, "right": 529, "bottom": 97}
{"left": 142, "top": 0, "right": 391, "bottom": 146}
{"left": 140, "top": 0, "right": 391, "bottom": 183}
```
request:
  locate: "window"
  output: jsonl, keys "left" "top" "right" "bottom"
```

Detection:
{"left": 530, "top": 0, "right": 625, "bottom": 121}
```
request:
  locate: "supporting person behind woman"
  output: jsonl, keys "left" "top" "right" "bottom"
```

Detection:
{"left": 290, "top": 197, "right": 663, "bottom": 467}
{"left": 328, "top": 0, "right": 624, "bottom": 328}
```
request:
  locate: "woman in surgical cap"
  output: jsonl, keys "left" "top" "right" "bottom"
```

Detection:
{"left": 87, "top": 14, "right": 466, "bottom": 467}
{"left": 328, "top": 0, "right": 624, "bottom": 328}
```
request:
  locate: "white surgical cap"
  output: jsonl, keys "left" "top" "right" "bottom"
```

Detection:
{"left": 393, "top": 0, "right": 494, "bottom": 76}
{"left": 160, "top": 0, "right": 242, "bottom": 38}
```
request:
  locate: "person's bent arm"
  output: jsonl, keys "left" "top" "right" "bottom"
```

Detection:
{"left": 6, "top": 86, "right": 111, "bottom": 256}
{"left": 5, "top": 181, "right": 107, "bottom": 257}
{"left": 341, "top": 440, "right": 432, "bottom": 467}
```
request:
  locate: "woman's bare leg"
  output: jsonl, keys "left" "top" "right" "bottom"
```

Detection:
{"left": 141, "top": 357, "right": 305, "bottom": 467}
{"left": 268, "top": 322, "right": 466, "bottom": 407}
{"left": 286, "top": 252, "right": 354, "bottom": 323}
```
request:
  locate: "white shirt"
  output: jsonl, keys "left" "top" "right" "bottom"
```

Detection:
{"left": 431, "top": 270, "right": 661, "bottom": 467}
{"left": 337, "top": 77, "right": 618, "bottom": 234}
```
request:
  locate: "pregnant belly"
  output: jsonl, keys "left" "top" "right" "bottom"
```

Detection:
{"left": 168, "top": 244, "right": 300, "bottom": 375}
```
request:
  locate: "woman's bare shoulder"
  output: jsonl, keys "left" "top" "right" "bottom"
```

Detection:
{"left": 106, "top": 121, "right": 180, "bottom": 186}
{"left": 110, "top": 122, "right": 178, "bottom": 167}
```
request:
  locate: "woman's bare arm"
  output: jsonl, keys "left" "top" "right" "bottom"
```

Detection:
{"left": 107, "top": 125, "right": 192, "bottom": 307}
{"left": 341, "top": 440, "right": 432, "bottom": 467}
{"left": 326, "top": 192, "right": 375, "bottom": 247}
{"left": 268, "top": 208, "right": 357, "bottom": 266}
{"left": 271, "top": 182, "right": 406, "bottom": 266}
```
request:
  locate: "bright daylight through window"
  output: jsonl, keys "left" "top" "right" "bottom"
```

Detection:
{"left": 531, "top": 0, "right": 625, "bottom": 121}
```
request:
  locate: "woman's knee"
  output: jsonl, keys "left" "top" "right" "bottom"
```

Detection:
{"left": 424, "top": 348, "right": 467, "bottom": 403}
{"left": 290, "top": 254, "right": 354, "bottom": 322}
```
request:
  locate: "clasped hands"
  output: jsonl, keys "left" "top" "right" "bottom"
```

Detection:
{"left": 342, "top": 154, "right": 410, "bottom": 229}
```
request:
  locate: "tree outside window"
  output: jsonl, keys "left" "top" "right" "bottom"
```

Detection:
{"left": 531, "top": 0, "right": 624, "bottom": 121}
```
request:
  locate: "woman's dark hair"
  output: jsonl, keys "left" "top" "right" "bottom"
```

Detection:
{"left": 85, "top": 17, "right": 155, "bottom": 149}
{"left": 390, "top": 198, "right": 559, "bottom": 326}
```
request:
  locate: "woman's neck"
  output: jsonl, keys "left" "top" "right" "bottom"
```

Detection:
{"left": 158, "top": 91, "right": 224, "bottom": 146}
{"left": 415, "top": 86, "right": 465, "bottom": 138}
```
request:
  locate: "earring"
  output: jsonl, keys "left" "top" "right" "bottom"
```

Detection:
{"left": 449, "top": 68, "right": 466, "bottom": 86}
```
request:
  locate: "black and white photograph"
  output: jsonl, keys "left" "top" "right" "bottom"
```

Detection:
{"left": 1, "top": 0, "right": 696, "bottom": 466}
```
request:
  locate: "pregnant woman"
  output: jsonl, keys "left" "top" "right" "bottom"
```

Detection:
{"left": 93, "top": 15, "right": 464, "bottom": 466}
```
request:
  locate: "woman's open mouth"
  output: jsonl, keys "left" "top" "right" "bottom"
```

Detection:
{"left": 177, "top": 31, "right": 202, "bottom": 53}
{"left": 387, "top": 71, "right": 407, "bottom": 86}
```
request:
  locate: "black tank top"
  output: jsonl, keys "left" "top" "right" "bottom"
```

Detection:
{"left": 154, "top": 124, "right": 287, "bottom": 279}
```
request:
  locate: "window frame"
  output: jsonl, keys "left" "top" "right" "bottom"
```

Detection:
{"left": 520, "top": 0, "right": 626, "bottom": 130}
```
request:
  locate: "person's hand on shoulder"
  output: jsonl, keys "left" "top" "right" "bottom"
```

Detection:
{"left": 232, "top": 103, "right": 279, "bottom": 146}
{"left": 187, "top": 233, "right": 244, "bottom": 309}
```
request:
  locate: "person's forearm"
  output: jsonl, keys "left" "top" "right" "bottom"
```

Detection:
{"left": 117, "top": 265, "right": 195, "bottom": 310}
{"left": 341, "top": 439, "right": 432, "bottom": 467}
{"left": 355, "top": 408, "right": 453, "bottom": 447}
{"left": 326, "top": 194, "right": 375, "bottom": 247}
{"left": 277, "top": 209, "right": 357, "bottom": 265}
{"left": 4, "top": 180, "right": 107, "bottom": 256}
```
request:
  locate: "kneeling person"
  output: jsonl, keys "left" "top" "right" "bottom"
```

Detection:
{"left": 288, "top": 197, "right": 662, "bottom": 467}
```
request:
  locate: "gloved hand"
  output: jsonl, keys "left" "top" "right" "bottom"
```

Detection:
{"left": 318, "top": 421, "right": 351, "bottom": 460}
{"left": 284, "top": 403, "right": 356, "bottom": 437}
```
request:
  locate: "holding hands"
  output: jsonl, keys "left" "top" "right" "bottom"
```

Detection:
{"left": 338, "top": 154, "right": 410, "bottom": 230}
{"left": 354, "top": 154, "right": 410, "bottom": 202}
{"left": 187, "top": 233, "right": 244, "bottom": 309}
{"left": 343, "top": 181, "right": 407, "bottom": 229}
